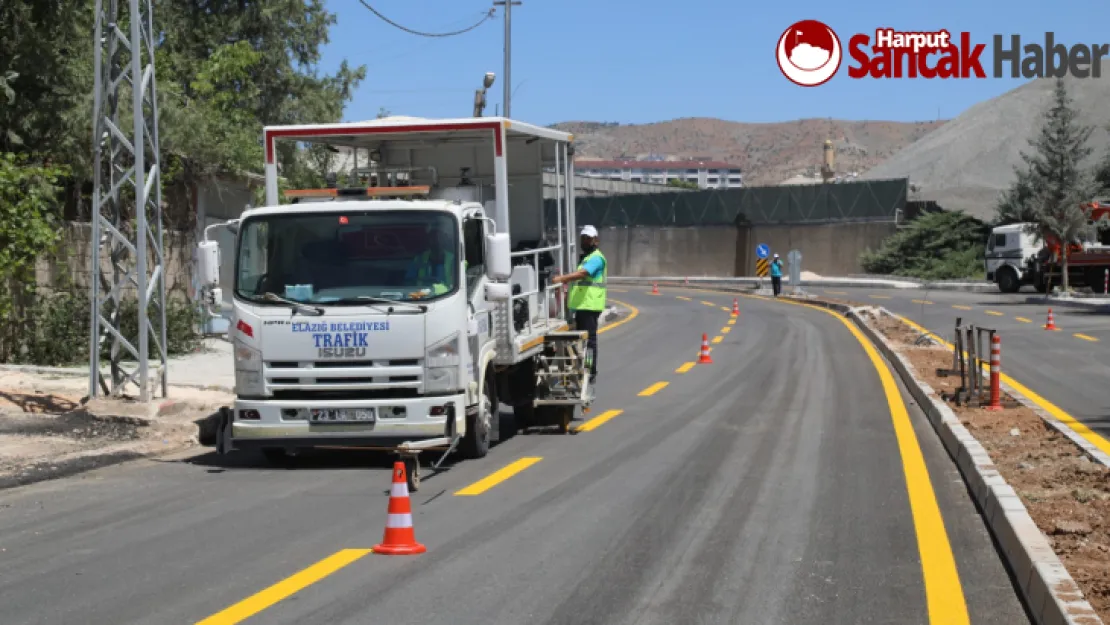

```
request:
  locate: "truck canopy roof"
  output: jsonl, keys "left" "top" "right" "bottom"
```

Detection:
{"left": 240, "top": 199, "right": 472, "bottom": 220}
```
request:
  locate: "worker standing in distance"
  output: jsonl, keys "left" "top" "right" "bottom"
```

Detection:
{"left": 770, "top": 252, "right": 783, "bottom": 297}
{"left": 552, "top": 225, "right": 606, "bottom": 390}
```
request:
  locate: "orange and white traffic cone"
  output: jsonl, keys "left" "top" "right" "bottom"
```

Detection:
{"left": 1044, "top": 308, "right": 1058, "bottom": 331}
{"left": 373, "top": 461, "right": 426, "bottom": 555}
{"left": 697, "top": 333, "right": 714, "bottom": 364}
{"left": 731, "top": 298, "right": 739, "bottom": 317}
{"left": 651, "top": 282, "right": 659, "bottom": 295}
{"left": 985, "top": 334, "right": 1003, "bottom": 411}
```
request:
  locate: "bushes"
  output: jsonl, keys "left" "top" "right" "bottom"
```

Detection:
{"left": 860, "top": 210, "right": 990, "bottom": 280}
{"left": 5, "top": 290, "right": 203, "bottom": 367}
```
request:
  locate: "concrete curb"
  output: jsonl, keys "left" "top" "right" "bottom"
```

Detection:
{"left": 608, "top": 276, "right": 999, "bottom": 292}
{"left": 830, "top": 303, "right": 1104, "bottom": 625}
{"left": 1023, "top": 296, "right": 1110, "bottom": 312}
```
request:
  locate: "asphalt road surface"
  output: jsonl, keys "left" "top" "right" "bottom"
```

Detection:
{"left": 818, "top": 286, "right": 1110, "bottom": 441}
{"left": 0, "top": 287, "right": 1031, "bottom": 625}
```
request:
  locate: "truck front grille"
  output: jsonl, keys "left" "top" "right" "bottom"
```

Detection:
{"left": 263, "top": 359, "right": 423, "bottom": 394}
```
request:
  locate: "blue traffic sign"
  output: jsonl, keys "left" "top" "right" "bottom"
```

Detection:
{"left": 756, "top": 244, "right": 770, "bottom": 259}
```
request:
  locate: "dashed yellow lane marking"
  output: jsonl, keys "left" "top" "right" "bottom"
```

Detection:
{"left": 599, "top": 299, "right": 638, "bottom": 335}
{"left": 195, "top": 549, "right": 373, "bottom": 625}
{"left": 825, "top": 290, "right": 847, "bottom": 295}
{"left": 727, "top": 319, "right": 736, "bottom": 325}
{"left": 701, "top": 300, "right": 716, "bottom": 307}
{"left": 720, "top": 306, "right": 731, "bottom": 312}
{"left": 676, "top": 362, "right": 696, "bottom": 373}
{"left": 676, "top": 296, "right": 692, "bottom": 301}
{"left": 609, "top": 288, "right": 628, "bottom": 293}
{"left": 721, "top": 326, "right": 731, "bottom": 334}
{"left": 455, "top": 457, "right": 543, "bottom": 496}
{"left": 984, "top": 310, "right": 1004, "bottom": 316}
{"left": 1015, "top": 317, "right": 1032, "bottom": 323}
{"left": 711, "top": 335, "right": 723, "bottom": 344}
{"left": 912, "top": 299, "right": 934, "bottom": 305}
{"left": 952, "top": 305, "right": 973, "bottom": 311}
{"left": 573, "top": 409, "right": 623, "bottom": 433}
{"left": 870, "top": 294, "right": 892, "bottom": 300}
{"left": 638, "top": 381, "right": 669, "bottom": 397}
{"left": 1074, "top": 333, "right": 1099, "bottom": 342}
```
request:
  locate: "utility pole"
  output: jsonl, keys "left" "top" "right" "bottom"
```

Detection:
{"left": 493, "top": 0, "right": 521, "bottom": 118}
{"left": 90, "top": 0, "right": 168, "bottom": 401}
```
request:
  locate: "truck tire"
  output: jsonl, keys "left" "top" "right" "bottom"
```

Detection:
{"left": 996, "top": 267, "right": 1020, "bottom": 293}
{"left": 462, "top": 374, "right": 494, "bottom": 459}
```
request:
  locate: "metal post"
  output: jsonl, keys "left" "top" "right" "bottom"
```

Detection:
{"left": 493, "top": 1, "right": 521, "bottom": 118}
{"left": 90, "top": 0, "right": 167, "bottom": 401}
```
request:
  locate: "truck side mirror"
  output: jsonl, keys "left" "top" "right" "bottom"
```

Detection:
{"left": 485, "top": 232, "right": 511, "bottom": 281}
{"left": 197, "top": 240, "right": 221, "bottom": 288}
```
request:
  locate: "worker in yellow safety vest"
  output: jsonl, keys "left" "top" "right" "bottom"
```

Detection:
{"left": 406, "top": 227, "right": 457, "bottom": 297}
{"left": 552, "top": 225, "right": 606, "bottom": 387}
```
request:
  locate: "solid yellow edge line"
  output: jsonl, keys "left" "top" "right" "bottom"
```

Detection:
{"left": 896, "top": 316, "right": 1110, "bottom": 468}
{"left": 1074, "top": 333, "right": 1098, "bottom": 342}
{"left": 600, "top": 298, "right": 639, "bottom": 335}
{"left": 574, "top": 409, "right": 623, "bottom": 433}
{"left": 667, "top": 285, "right": 969, "bottom": 624}
{"left": 195, "top": 549, "right": 373, "bottom": 625}
{"left": 676, "top": 362, "right": 696, "bottom": 373}
{"left": 638, "top": 381, "right": 668, "bottom": 397}
{"left": 455, "top": 457, "right": 543, "bottom": 496}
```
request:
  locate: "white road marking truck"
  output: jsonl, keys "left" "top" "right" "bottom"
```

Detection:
{"left": 196, "top": 117, "right": 592, "bottom": 488}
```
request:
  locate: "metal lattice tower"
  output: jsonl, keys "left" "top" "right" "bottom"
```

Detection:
{"left": 89, "top": 0, "right": 168, "bottom": 401}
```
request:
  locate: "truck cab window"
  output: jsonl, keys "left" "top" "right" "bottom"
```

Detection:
{"left": 463, "top": 217, "right": 485, "bottom": 294}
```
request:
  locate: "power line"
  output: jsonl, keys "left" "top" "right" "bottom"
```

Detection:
{"left": 357, "top": 1, "right": 495, "bottom": 37}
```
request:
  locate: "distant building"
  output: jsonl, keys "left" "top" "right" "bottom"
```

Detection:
{"left": 574, "top": 159, "right": 743, "bottom": 190}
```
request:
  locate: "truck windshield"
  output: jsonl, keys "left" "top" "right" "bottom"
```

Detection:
{"left": 234, "top": 210, "right": 460, "bottom": 304}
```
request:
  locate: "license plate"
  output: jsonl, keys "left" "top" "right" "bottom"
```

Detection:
{"left": 310, "top": 408, "right": 376, "bottom": 423}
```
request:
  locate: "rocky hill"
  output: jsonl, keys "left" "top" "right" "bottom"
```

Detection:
{"left": 862, "top": 70, "right": 1110, "bottom": 221}
{"left": 552, "top": 118, "right": 946, "bottom": 186}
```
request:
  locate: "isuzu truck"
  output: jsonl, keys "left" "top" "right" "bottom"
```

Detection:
{"left": 196, "top": 116, "right": 592, "bottom": 487}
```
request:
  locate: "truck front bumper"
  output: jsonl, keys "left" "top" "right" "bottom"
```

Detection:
{"left": 227, "top": 394, "right": 466, "bottom": 450}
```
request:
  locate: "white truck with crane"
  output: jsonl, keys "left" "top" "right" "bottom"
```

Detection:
{"left": 196, "top": 116, "right": 592, "bottom": 489}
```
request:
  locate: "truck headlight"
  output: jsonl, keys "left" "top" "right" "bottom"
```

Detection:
{"left": 425, "top": 333, "right": 460, "bottom": 393}
{"left": 234, "top": 339, "right": 265, "bottom": 396}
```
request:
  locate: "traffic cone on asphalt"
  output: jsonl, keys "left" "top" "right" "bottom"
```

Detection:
{"left": 731, "top": 298, "right": 739, "bottom": 317}
{"left": 1044, "top": 309, "right": 1058, "bottom": 331}
{"left": 373, "top": 461, "right": 426, "bottom": 555}
{"left": 652, "top": 282, "right": 659, "bottom": 295}
{"left": 698, "top": 333, "right": 714, "bottom": 364}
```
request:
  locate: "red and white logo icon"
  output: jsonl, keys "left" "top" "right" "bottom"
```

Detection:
{"left": 776, "top": 20, "right": 842, "bottom": 86}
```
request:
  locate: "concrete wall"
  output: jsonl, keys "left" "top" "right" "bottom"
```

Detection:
{"left": 603, "top": 221, "right": 897, "bottom": 277}
{"left": 601, "top": 227, "right": 739, "bottom": 277}
{"left": 740, "top": 221, "right": 897, "bottom": 276}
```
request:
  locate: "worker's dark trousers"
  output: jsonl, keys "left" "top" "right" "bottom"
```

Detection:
{"left": 573, "top": 309, "right": 601, "bottom": 378}
{"left": 771, "top": 276, "right": 782, "bottom": 296}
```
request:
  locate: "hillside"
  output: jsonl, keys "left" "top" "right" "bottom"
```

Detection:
{"left": 552, "top": 118, "right": 946, "bottom": 186}
{"left": 862, "top": 68, "right": 1110, "bottom": 221}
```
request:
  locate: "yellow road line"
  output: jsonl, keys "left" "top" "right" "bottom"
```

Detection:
{"left": 951, "top": 305, "right": 972, "bottom": 311}
{"left": 676, "top": 296, "right": 692, "bottom": 301}
{"left": 676, "top": 362, "right": 696, "bottom": 373}
{"left": 1015, "top": 317, "right": 1031, "bottom": 323}
{"left": 1074, "top": 333, "right": 1099, "bottom": 342}
{"left": 609, "top": 288, "right": 628, "bottom": 293}
{"left": 720, "top": 306, "right": 731, "bottom": 312}
{"left": 455, "top": 457, "right": 543, "bottom": 496}
{"left": 721, "top": 326, "right": 731, "bottom": 334}
{"left": 984, "top": 310, "right": 1004, "bottom": 316}
{"left": 638, "top": 381, "right": 668, "bottom": 397}
{"left": 195, "top": 549, "right": 373, "bottom": 625}
{"left": 702, "top": 300, "right": 716, "bottom": 307}
{"left": 898, "top": 316, "right": 1110, "bottom": 460}
{"left": 573, "top": 409, "right": 623, "bottom": 433}
{"left": 711, "top": 335, "right": 723, "bottom": 344}
{"left": 912, "top": 299, "right": 934, "bottom": 305}
{"left": 727, "top": 319, "right": 736, "bottom": 325}
{"left": 599, "top": 299, "right": 639, "bottom": 335}
{"left": 668, "top": 285, "right": 970, "bottom": 623}
{"left": 870, "top": 294, "right": 892, "bottom": 300}
{"left": 825, "top": 290, "right": 847, "bottom": 295}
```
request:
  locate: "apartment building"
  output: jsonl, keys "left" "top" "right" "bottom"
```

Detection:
{"left": 575, "top": 159, "right": 743, "bottom": 189}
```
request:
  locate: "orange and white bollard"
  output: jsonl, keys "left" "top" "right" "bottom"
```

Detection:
{"left": 651, "top": 282, "right": 659, "bottom": 295}
{"left": 985, "top": 335, "right": 1003, "bottom": 411}
{"left": 697, "top": 333, "right": 714, "bottom": 364}
{"left": 731, "top": 298, "right": 739, "bottom": 316}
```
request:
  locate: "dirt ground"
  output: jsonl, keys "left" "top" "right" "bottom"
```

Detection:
{"left": 0, "top": 370, "right": 232, "bottom": 489}
{"left": 862, "top": 311, "right": 1110, "bottom": 619}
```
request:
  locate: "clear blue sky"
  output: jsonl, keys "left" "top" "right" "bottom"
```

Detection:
{"left": 320, "top": 0, "right": 1110, "bottom": 126}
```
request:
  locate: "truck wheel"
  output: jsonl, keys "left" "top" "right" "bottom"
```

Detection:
{"left": 462, "top": 375, "right": 494, "bottom": 459}
{"left": 997, "top": 268, "right": 1020, "bottom": 293}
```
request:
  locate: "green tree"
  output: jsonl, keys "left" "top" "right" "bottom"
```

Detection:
{"left": 667, "top": 178, "right": 699, "bottom": 190}
{"left": 1020, "top": 78, "right": 1095, "bottom": 294}
{"left": 993, "top": 167, "right": 1039, "bottom": 224}
{"left": 860, "top": 210, "right": 989, "bottom": 280}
